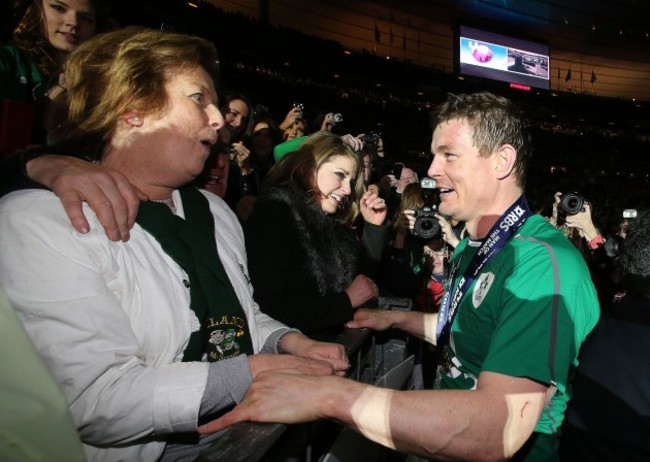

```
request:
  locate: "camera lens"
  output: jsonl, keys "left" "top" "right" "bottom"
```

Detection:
{"left": 560, "top": 192, "right": 584, "bottom": 215}
{"left": 413, "top": 216, "right": 441, "bottom": 239}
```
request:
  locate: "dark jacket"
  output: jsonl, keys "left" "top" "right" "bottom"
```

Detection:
{"left": 244, "top": 186, "right": 385, "bottom": 337}
{"left": 0, "top": 45, "right": 49, "bottom": 150}
{"left": 560, "top": 291, "right": 650, "bottom": 461}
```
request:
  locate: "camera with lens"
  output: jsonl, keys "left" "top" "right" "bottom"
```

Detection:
{"left": 603, "top": 235, "right": 624, "bottom": 258}
{"left": 557, "top": 192, "right": 586, "bottom": 226}
{"left": 411, "top": 177, "right": 441, "bottom": 239}
{"left": 361, "top": 133, "right": 380, "bottom": 145}
{"left": 604, "top": 208, "right": 638, "bottom": 258}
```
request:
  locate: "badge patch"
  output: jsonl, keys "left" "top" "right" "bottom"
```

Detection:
{"left": 472, "top": 272, "right": 495, "bottom": 308}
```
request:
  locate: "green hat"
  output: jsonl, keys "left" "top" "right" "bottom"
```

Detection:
{"left": 273, "top": 136, "right": 309, "bottom": 162}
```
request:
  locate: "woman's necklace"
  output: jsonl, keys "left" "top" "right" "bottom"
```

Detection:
{"left": 151, "top": 197, "right": 175, "bottom": 211}
{"left": 151, "top": 198, "right": 173, "bottom": 204}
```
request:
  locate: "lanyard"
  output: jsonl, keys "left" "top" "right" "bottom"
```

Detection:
{"left": 436, "top": 195, "right": 532, "bottom": 341}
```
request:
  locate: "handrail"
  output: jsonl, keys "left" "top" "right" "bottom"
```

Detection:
{"left": 196, "top": 297, "right": 412, "bottom": 462}
{"left": 196, "top": 327, "right": 373, "bottom": 462}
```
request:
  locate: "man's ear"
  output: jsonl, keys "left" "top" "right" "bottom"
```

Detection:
{"left": 494, "top": 144, "right": 516, "bottom": 180}
{"left": 121, "top": 110, "right": 143, "bottom": 128}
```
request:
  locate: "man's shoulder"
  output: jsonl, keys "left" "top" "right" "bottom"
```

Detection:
{"left": 516, "top": 214, "right": 582, "bottom": 255}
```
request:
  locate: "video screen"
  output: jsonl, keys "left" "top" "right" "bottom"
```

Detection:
{"left": 457, "top": 25, "right": 550, "bottom": 91}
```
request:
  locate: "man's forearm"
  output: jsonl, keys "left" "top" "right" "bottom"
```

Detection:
{"left": 392, "top": 310, "right": 438, "bottom": 346}
{"left": 324, "top": 372, "right": 547, "bottom": 461}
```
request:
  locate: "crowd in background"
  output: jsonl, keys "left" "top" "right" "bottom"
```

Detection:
{"left": 1, "top": 0, "right": 649, "bottom": 461}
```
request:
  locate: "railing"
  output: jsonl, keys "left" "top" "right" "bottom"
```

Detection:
{"left": 196, "top": 298, "right": 412, "bottom": 462}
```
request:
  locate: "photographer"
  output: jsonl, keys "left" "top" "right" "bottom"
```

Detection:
{"left": 357, "top": 132, "right": 383, "bottom": 186}
{"left": 561, "top": 209, "right": 650, "bottom": 461}
{"left": 550, "top": 191, "right": 616, "bottom": 305}
{"left": 314, "top": 111, "right": 344, "bottom": 133}
{"left": 385, "top": 163, "right": 419, "bottom": 220}
{"left": 380, "top": 180, "right": 447, "bottom": 310}
{"left": 435, "top": 212, "right": 464, "bottom": 249}
{"left": 278, "top": 104, "right": 304, "bottom": 133}
{"left": 564, "top": 202, "right": 603, "bottom": 250}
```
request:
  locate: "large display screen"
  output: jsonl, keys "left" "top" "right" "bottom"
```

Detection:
{"left": 457, "top": 25, "right": 550, "bottom": 91}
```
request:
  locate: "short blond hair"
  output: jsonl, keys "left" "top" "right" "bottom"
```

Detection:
{"left": 49, "top": 26, "right": 219, "bottom": 157}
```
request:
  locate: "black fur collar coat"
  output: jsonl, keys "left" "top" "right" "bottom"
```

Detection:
{"left": 261, "top": 186, "right": 360, "bottom": 295}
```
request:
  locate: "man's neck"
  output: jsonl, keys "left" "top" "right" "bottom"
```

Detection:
{"left": 466, "top": 189, "right": 524, "bottom": 240}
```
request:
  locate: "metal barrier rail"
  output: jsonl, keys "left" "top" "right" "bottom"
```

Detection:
{"left": 197, "top": 297, "right": 412, "bottom": 462}
{"left": 196, "top": 327, "right": 374, "bottom": 462}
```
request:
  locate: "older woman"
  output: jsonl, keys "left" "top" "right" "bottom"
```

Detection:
{"left": 244, "top": 131, "right": 388, "bottom": 337}
{"left": 0, "top": 26, "right": 347, "bottom": 461}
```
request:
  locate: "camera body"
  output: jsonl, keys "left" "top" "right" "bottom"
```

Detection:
{"left": 557, "top": 191, "right": 586, "bottom": 226}
{"left": 361, "top": 133, "right": 380, "bottom": 145}
{"left": 605, "top": 208, "right": 638, "bottom": 257}
{"left": 293, "top": 102, "right": 305, "bottom": 121}
{"left": 411, "top": 177, "right": 441, "bottom": 239}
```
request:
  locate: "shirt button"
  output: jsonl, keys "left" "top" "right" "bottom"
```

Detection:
{"left": 183, "top": 279, "right": 190, "bottom": 288}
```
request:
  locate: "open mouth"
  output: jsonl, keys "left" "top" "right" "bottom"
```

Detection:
{"left": 438, "top": 188, "right": 454, "bottom": 197}
{"left": 205, "top": 175, "right": 222, "bottom": 184}
{"left": 202, "top": 136, "right": 217, "bottom": 147}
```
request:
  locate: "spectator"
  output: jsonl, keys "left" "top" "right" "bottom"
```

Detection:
{"left": 549, "top": 192, "right": 616, "bottom": 306}
{"left": 435, "top": 212, "right": 463, "bottom": 249}
{"left": 220, "top": 92, "right": 253, "bottom": 142}
{"left": 1, "top": 0, "right": 106, "bottom": 151}
{"left": 560, "top": 209, "right": 650, "bottom": 461}
{"left": 380, "top": 182, "right": 427, "bottom": 299}
{"left": 0, "top": 27, "right": 347, "bottom": 461}
{"left": 199, "top": 127, "right": 231, "bottom": 199}
{"left": 244, "top": 131, "right": 387, "bottom": 337}
{"left": 277, "top": 103, "right": 305, "bottom": 134}
{"left": 199, "top": 92, "right": 600, "bottom": 462}
{"left": 248, "top": 114, "right": 281, "bottom": 183}
{"left": 385, "top": 163, "right": 419, "bottom": 220}
{"left": 281, "top": 114, "right": 308, "bottom": 141}
{"left": 219, "top": 92, "right": 255, "bottom": 211}
{"left": 231, "top": 115, "right": 283, "bottom": 221}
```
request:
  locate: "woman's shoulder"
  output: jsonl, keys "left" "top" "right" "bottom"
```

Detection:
{"left": 0, "top": 44, "right": 20, "bottom": 74}
{"left": 0, "top": 189, "right": 107, "bottom": 246}
{"left": 0, "top": 43, "right": 20, "bottom": 60}
{"left": 250, "top": 187, "right": 296, "bottom": 218}
{"left": 0, "top": 188, "right": 59, "bottom": 214}
{"left": 0, "top": 44, "right": 32, "bottom": 73}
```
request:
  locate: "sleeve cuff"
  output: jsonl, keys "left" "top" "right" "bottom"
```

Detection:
{"left": 588, "top": 234, "right": 604, "bottom": 249}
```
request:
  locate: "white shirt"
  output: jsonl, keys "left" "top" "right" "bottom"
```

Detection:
{"left": 0, "top": 188, "right": 286, "bottom": 462}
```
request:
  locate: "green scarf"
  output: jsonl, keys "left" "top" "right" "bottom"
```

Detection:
{"left": 136, "top": 186, "right": 254, "bottom": 362}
